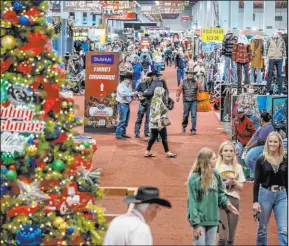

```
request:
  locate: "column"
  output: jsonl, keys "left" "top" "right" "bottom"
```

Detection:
{"left": 263, "top": 1, "right": 275, "bottom": 31}
{"left": 244, "top": 1, "right": 254, "bottom": 29}
{"left": 230, "top": 1, "right": 239, "bottom": 29}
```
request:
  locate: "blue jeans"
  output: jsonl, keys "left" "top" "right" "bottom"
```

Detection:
{"left": 115, "top": 103, "right": 130, "bottom": 138}
{"left": 177, "top": 68, "right": 185, "bottom": 86}
{"left": 155, "top": 63, "right": 162, "bottom": 74}
{"left": 132, "top": 79, "right": 141, "bottom": 91}
{"left": 245, "top": 145, "right": 264, "bottom": 178}
{"left": 182, "top": 101, "right": 197, "bottom": 131}
{"left": 235, "top": 141, "right": 245, "bottom": 163}
{"left": 192, "top": 226, "right": 218, "bottom": 246}
{"left": 250, "top": 68, "right": 262, "bottom": 83}
{"left": 134, "top": 103, "right": 150, "bottom": 136}
{"left": 257, "top": 187, "right": 287, "bottom": 246}
{"left": 223, "top": 56, "right": 237, "bottom": 84}
{"left": 266, "top": 59, "right": 283, "bottom": 94}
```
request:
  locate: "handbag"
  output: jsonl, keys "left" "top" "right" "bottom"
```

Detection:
{"left": 161, "top": 117, "right": 171, "bottom": 127}
{"left": 197, "top": 91, "right": 211, "bottom": 112}
{"left": 167, "top": 97, "right": 175, "bottom": 110}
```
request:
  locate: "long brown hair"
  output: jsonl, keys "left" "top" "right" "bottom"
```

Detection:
{"left": 191, "top": 148, "right": 215, "bottom": 192}
{"left": 263, "top": 131, "right": 285, "bottom": 160}
{"left": 216, "top": 141, "right": 238, "bottom": 175}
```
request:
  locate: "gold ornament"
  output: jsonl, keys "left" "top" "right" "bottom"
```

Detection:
{"left": 53, "top": 217, "right": 64, "bottom": 227}
{"left": 59, "top": 222, "right": 68, "bottom": 230}
{"left": 26, "top": 145, "right": 38, "bottom": 156}
{"left": 61, "top": 101, "right": 68, "bottom": 108}
{"left": 1, "top": 35, "right": 16, "bottom": 50}
{"left": 67, "top": 112, "right": 75, "bottom": 122}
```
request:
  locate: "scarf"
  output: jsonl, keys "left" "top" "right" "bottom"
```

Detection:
{"left": 150, "top": 87, "right": 167, "bottom": 124}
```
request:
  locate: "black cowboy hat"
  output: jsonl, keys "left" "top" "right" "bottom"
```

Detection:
{"left": 124, "top": 72, "right": 133, "bottom": 80}
{"left": 123, "top": 186, "right": 171, "bottom": 208}
{"left": 185, "top": 67, "right": 198, "bottom": 75}
{"left": 147, "top": 70, "right": 163, "bottom": 77}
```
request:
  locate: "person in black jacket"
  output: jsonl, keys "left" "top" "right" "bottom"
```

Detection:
{"left": 134, "top": 77, "right": 151, "bottom": 138}
{"left": 222, "top": 31, "right": 238, "bottom": 84}
{"left": 165, "top": 47, "right": 172, "bottom": 67}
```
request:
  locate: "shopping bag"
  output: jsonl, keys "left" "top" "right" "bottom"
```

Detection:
{"left": 197, "top": 92, "right": 211, "bottom": 112}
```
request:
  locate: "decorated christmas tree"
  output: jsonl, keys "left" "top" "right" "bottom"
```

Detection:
{"left": 0, "top": 1, "right": 106, "bottom": 245}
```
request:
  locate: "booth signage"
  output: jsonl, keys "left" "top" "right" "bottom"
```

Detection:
{"left": 63, "top": 1, "right": 101, "bottom": 13}
{"left": 202, "top": 28, "right": 224, "bottom": 42}
{"left": 84, "top": 52, "right": 119, "bottom": 133}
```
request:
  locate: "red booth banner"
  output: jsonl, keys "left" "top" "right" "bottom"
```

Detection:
{"left": 84, "top": 52, "right": 119, "bottom": 133}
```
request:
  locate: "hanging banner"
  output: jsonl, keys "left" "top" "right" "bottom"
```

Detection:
{"left": 84, "top": 52, "right": 119, "bottom": 133}
{"left": 201, "top": 28, "right": 224, "bottom": 42}
{"left": 63, "top": 1, "right": 102, "bottom": 13}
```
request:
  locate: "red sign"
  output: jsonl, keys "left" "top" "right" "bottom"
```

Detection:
{"left": 105, "top": 12, "right": 137, "bottom": 20}
{"left": 84, "top": 52, "right": 119, "bottom": 133}
{"left": 181, "top": 16, "right": 192, "bottom": 22}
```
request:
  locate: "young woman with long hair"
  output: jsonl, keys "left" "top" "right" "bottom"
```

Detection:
{"left": 216, "top": 141, "right": 246, "bottom": 246}
{"left": 187, "top": 148, "right": 239, "bottom": 246}
{"left": 253, "top": 131, "right": 287, "bottom": 245}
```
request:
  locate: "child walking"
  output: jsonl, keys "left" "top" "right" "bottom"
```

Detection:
{"left": 187, "top": 148, "right": 239, "bottom": 246}
{"left": 216, "top": 141, "right": 246, "bottom": 246}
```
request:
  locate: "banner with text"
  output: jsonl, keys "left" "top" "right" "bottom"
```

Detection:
{"left": 84, "top": 52, "right": 119, "bottom": 133}
{"left": 201, "top": 28, "right": 224, "bottom": 42}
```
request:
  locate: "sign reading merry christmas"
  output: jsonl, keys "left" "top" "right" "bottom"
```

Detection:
{"left": 1, "top": 106, "right": 45, "bottom": 152}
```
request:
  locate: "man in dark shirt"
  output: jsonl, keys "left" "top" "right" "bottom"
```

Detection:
{"left": 176, "top": 68, "right": 203, "bottom": 135}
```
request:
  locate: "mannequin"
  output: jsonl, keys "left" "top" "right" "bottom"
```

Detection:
{"left": 222, "top": 30, "right": 238, "bottom": 84}
{"left": 232, "top": 35, "right": 252, "bottom": 94}
{"left": 250, "top": 35, "right": 264, "bottom": 83}
{"left": 265, "top": 32, "right": 286, "bottom": 95}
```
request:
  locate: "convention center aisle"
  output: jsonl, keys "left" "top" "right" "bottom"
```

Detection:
{"left": 74, "top": 66, "right": 278, "bottom": 245}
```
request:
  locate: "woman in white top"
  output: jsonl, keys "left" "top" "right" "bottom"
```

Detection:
{"left": 154, "top": 52, "right": 164, "bottom": 74}
{"left": 216, "top": 141, "right": 246, "bottom": 246}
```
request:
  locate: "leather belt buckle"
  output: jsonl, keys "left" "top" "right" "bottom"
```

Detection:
{"left": 270, "top": 185, "right": 281, "bottom": 192}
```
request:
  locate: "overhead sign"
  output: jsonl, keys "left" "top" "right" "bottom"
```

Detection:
{"left": 181, "top": 16, "right": 192, "bottom": 22}
{"left": 161, "top": 14, "right": 179, "bottom": 19}
{"left": 202, "top": 28, "right": 224, "bottom": 42}
{"left": 105, "top": 13, "right": 137, "bottom": 20}
{"left": 84, "top": 52, "right": 119, "bottom": 133}
{"left": 63, "top": 1, "right": 102, "bottom": 13}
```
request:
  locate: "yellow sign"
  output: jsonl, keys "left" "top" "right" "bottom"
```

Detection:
{"left": 201, "top": 28, "right": 224, "bottom": 42}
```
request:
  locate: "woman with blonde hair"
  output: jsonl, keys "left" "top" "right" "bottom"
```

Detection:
{"left": 216, "top": 141, "right": 246, "bottom": 246}
{"left": 253, "top": 131, "right": 287, "bottom": 245}
{"left": 187, "top": 148, "right": 239, "bottom": 245}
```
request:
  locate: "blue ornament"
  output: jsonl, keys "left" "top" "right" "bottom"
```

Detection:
{"left": 0, "top": 185, "right": 7, "bottom": 196}
{"left": 28, "top": 137, "right": 34, "bottom": 145}
{"left": 1, "top": 167, "right": 8, "bottom": 174}
{"left": 16, "top": 224, "right": 42, "bottom": 246}
{"left": 13, "top": 2, "right": 23, "bottom": 12}
{"left": 19, "top": 15, "right": 30, "bottom": 26}
{"left": 66, "top": 226, "right": 74, "bottom": 234}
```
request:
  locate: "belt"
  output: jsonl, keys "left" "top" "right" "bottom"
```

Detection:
{"left": 261, "top": 184, "right": 285, "bottom": 192}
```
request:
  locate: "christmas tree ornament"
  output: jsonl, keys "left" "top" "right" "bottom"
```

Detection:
{"left": 6, "top": 170, "right": 17, "bottom": 180}
{"left": 1, "top": 152, "right": 16, "bottom": 165}
{"left": 61, "top": 101, "right": 68, "bottom": 108}
{"left": 16, "top": 224, "right": 42, "bottom": 246}
{"left": 83, "top": 141, "right": 91, "bottom": 148}
{"left": 1, "top": 167, "right": 8, "bottom": 174}
{"left": 39, "top": 162, "right": 46, "bottom": 169}
{"left": 28, "top": 137, "right": 35, "bottom": 145}
{"left": 16, "top": 179, "right": 50, "bottom": 201}
{"left": 68, "top": 102, "right": 73, "bottom": 108}
{"left": 66, "top": 226, "right": 74, "bottom": 235}
{"left": 1, "top": 35, "right": 16, "bottom": 50}
{"left": 26, "top": 145, "right": 38, "bottom": 156}
{"left": 2, "top": 10, "right": 18, "bottom": 24}
{"left": 9, "top": 165, "right": 16, "bottom": 170}
{"left": 52, "top": 159, "right": 65, "bottom": 171}
{"left": 0, "top": 184, "right": 7, "bottom": 196}
{"left": 59, "top": 222, "right": 68, "bottom": 230}
{"left": 53, "top": 217, "right": 64, "bottom": 227}
{"left": 13, "top": 2, "right": 23, "bottom": 12}
{"left": 83, "top": 148, "right": 90, "bottom": 155}
{"left": 19, "top": 15, "right": 30, "bottom": 26}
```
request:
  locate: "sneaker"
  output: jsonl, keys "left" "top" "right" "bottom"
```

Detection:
{"left": 191, "top": 130, "right": 196, "bottom": 135}
{"left": 182, "top": 128, "right": 186, "bottom": 133}
{"left": 246, "top": 177, "right": 254, "bottom": 182}
{"left": 144, "top": 134, "right": 150, "bottom": 137}
{"left": 266, "top": 93, "right": 270, "bottom": 95}
{"left": 122, "top": 135, "right": 131, "bottom": 139}
{"left": 116, "top": 137, "right": 127, "bottom": 140}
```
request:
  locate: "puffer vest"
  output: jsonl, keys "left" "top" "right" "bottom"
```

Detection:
{"left": 183, "top": 79, "right": 198, "bottom": 101}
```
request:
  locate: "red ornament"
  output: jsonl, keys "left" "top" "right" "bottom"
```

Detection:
{"left": 17, "top": 61, "right": 32, "bottom": 75}
{"left": 9, "top": 165, "right": 16, "bottom": 170}
{"left": 25, "top": 7, "right": 41, "bottom": 17}
{"left": 34, "top": 140, "right": 39, "bottom": 145}
{"left": 83, "top": 148, "right": 90, "bottom": 155}
{"left": 39, "top": 162, "right": 46, "bottom": 169}
{"left": 66, "top": 98, "right": 74, "bottom": 103}
{"left": 1, "top": 101, "right": 11, "bottom": 108}
{"left": 0, "top": 59, "right": 12, "bottom": 73}
{"left": 29, "top": 19, "right": 35, "bottom": 25}
{"left": 2, "top": 10, "right": 18, "bottom": 24}
{"left": 30, "top": 75, "right": 43, "bottom": 91}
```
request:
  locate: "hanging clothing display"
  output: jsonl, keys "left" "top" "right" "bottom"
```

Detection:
{"left": 265, "top": 35, "right": 287, "bottom": 95}
{"left": 232, "top": 35, "right": 252, "bottom": 94}
{"left": 250, "top": 36, "right": 264, "bottom": 83}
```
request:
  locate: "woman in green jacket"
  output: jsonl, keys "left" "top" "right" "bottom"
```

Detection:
{"left": 187, "top": 147, "right": 239, "bottom": 245}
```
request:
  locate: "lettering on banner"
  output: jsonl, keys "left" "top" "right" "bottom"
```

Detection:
{"left": 91, "top": 54, "right": 114, "bottom": 65}
{"left": 1, "top": 132, "right": 30, "bottom": 152}
{"left": 0, "top": 106, "right": 45, "bottom": 133}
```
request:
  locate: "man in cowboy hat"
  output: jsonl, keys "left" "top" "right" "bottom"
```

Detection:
{"left": 176, "top": 67, "right": 203, "bottom": 135}
{"left": 103, "top": 186, "right": 171, "bottom": 245}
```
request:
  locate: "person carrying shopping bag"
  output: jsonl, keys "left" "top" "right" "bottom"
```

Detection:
{"left": 187, "top": 147, "right": 239, "bottom": 246}
{"left": 144, "top": 87, "right": 177, "bottom": 158}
